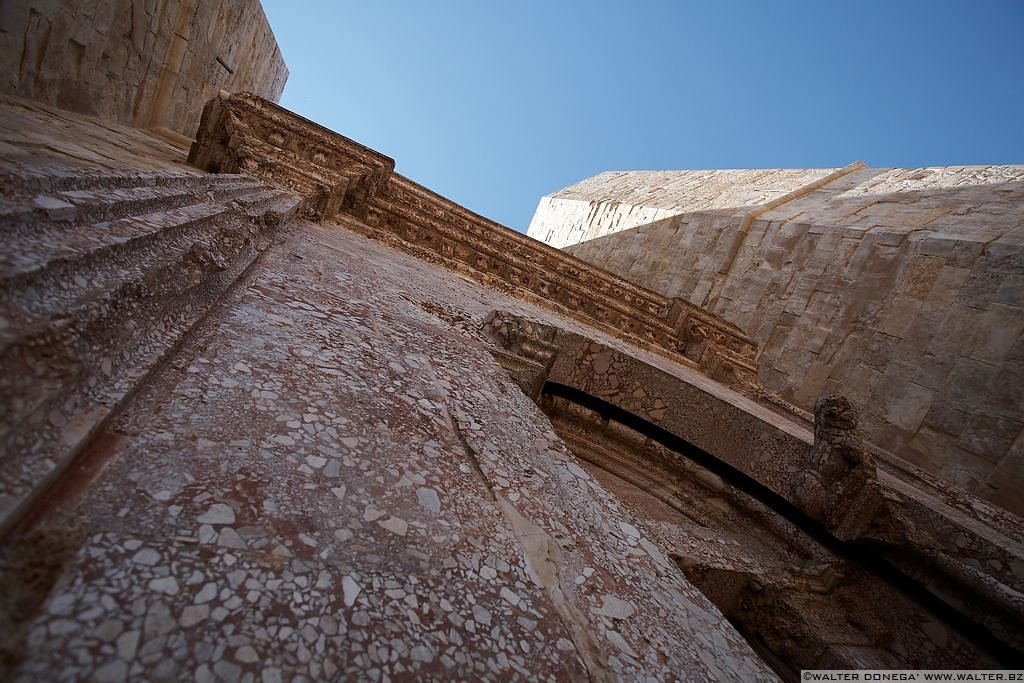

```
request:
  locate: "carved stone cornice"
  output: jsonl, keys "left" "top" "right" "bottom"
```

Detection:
{"left": 188, "top": 92, "right": 776, "bottom": 407}
{"left": 189, "top": 92, "right": 394, "bottom": 221}
{"left": 481, "top": 311, "right": 560, "bottom": 399}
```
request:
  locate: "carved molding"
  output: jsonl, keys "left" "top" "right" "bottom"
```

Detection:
{"left": 189, "top": 92, "right": 394, "bottom": 221}
{"left": 481, "top": 311, "right": 560, "bottom": 400}
{"left": 188, "top": 92, "right": 799, "bottom": 416}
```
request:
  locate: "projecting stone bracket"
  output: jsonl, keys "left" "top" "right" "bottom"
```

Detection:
{"left": 481, "top": 310, "right": 560, "bottom": 400}
{"left": 188, "top": 91, "right": 395, "bottom": 221}
{"left": 789, "top": 394, "right": 916, "bottom": 546}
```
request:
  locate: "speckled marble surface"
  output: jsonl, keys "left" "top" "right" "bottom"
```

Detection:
{"left": 9, "top": 218, "right": 776, "bottom": 681}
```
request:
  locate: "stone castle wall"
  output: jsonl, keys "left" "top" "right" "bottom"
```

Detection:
{"left": 0, "top": 0, "right": 287, "bottom": 137}
{"left": 528, "top": 168, "right": 840, "bottom": 249}
{"left": 2, "top": 0, "right": 1021, "bottom": 670}
{"left": 528, "top": 165, "right": 1024, "bottom": 514}
{"left": 1, "top": 88, "right": 1020, "bottom": 677}
{"left": 0, "top": 96, "right": 782, "bottom": 680}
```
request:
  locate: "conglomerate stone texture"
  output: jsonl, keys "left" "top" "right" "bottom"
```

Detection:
{"left": 0, "top": 94, "right": 301, "bottom": 529}
{"left": 540, "top": 393, "right": 1015, "bottom": 674}
{"left": 528, "top": 166, "right": 1024, "bottom": 515}
{"left": 0, "top": 97, "right": 778, "bottom": 681}
{"left": 2, "top": 69, "right": 1023, "bottom": 678}
{"left": 6, "top": 217, "right": 777, "bottom": 681}
{"left": 0, "top": 0, "right": 287, "bottom": 137}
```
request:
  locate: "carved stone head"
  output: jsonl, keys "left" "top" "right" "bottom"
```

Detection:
{"left": 813, "top": 394, "right": 859, "bottom": 433}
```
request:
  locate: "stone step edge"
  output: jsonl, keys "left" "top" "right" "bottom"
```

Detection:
{"left": 0, "top": 193, "right": 298, "bottom": 537}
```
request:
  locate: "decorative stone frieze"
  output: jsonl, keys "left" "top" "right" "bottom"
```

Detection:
{"left": 188, "top": 93, "right": 793, "bottom": 416}
{"left": 190, "top": 92, "right": 394, "bottom": 221}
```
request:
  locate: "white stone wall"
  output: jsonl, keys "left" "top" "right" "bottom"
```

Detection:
{"left": 527, "top": 168, "right": 839, "bottom": 247}
{"left": 527, "top": 195, "right": 679, "bottom": 249}
{"left": 529, "top": 164, "right": 1024, "bottom": 514}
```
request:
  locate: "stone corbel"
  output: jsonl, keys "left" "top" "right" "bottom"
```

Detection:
{"left": 188, "top": 92, "right": 394, "bottom": 222}
{"left": 788, "top": 395, "right": 905, "bottom": 544}
{"left": 481, "top": 311, "right": 560, "bottom": 400}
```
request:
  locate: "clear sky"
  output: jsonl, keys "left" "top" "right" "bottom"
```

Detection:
{"left": 261, "top": 1, "right": 1024, "bottom": 233}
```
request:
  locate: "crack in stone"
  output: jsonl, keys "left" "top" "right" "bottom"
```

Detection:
{"left": 445, "top": 403, "right": 611, "bottom": 683}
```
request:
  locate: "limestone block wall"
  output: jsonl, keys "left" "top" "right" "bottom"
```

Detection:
{"left": 528, "top": 165, "right": 1024, "bottom": 515}
{"left": 0, "top": 0, "right": 288, "bottom": 137}
{"left": 528, "top": 168, "right": 839, "bottom": 249}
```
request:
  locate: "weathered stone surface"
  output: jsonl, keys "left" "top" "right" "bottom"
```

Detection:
{"left": 0, "top": 96, "right": 779, "bottom": 681}
{"left": 789, "top": 395, "right": 889, "bottom": 542}
{"left": 1, "top": 26, "right": 1022, "bottom": 680}
{"left": 529, "top": 165, "right": 1024, "bottom": 515}
{"left": 0, "top": 0, "right": 287, "bottom": 137}
{"left": 0, "top": 98, "right": 301, "bottom": 531}
{"left": 538, "top": 391, "right": 1012, "bottom": 672}
{"left": 473, "top": 309, "right": 1023, "bottom": 666}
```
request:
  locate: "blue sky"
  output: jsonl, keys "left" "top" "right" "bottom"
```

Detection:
{"left": 261, "top": 1, "right": 1024, "bottom": 232}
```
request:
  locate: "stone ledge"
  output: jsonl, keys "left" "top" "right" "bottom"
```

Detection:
{"left": 187, "top": 92, "right": 779, "bottom": 414}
